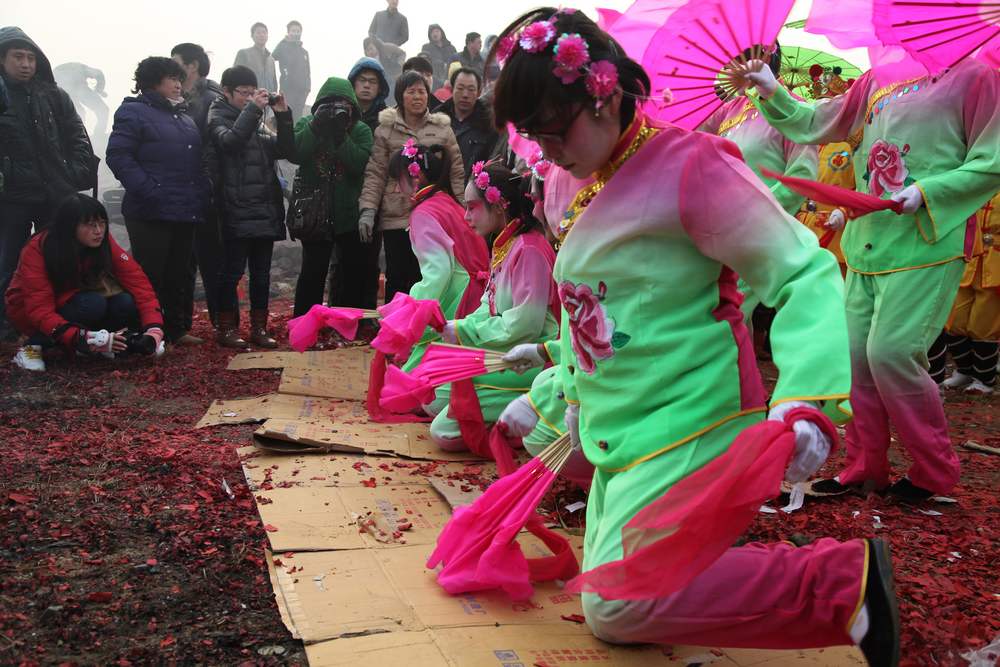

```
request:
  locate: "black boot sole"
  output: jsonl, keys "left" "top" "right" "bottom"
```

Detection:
{"left": 859, "top": 538, "right": 900, "bottom": 667}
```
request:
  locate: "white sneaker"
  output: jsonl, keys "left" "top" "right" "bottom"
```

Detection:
{"left": 12, "top": 345, "right": 45, "bottom": 372}
{"left": 964, "top": 379, "right": 994, "bottom": 395}
{"left": 942, "top": 371, "right": 973, "bottom": 390}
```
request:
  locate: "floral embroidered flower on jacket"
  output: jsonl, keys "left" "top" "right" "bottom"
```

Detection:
{"left": 559, "top": 280, "right": 616, "bottom": 374}
{"left": 865, "top": 139, "right": 910, "bottom": 197}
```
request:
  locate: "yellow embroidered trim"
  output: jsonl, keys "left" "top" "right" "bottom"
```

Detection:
{"left": 913, "top": 183, "right": 938, "bottom": 244}
{"left": 527, "top": 395, "right": 565, "bottom": 436}
{"left": 471, "top": 383, "right": 532, "bottom": 391}
{"left": 558, "top": 120, "right": 660, "bottom": 245}
{"left": 541, "top": 341, "right": 557, "bottom": 364}
{"left": 865, "top": 77, "right": 923, "bottom": 119}
{"left": 716, "top": 100, "right": 756, "bottom": 135}
{"left": 453, "top": 323, "right": 465, "bottom": 347}
{"left": 837, "top": 401, "right": 853, "bottom": 419}
{"left": 603, "top": 407, "right": 767, "bottom": 473}
{"left": 847, "top": 256, "right": 965, "bottom": 275}
{"left": 490, "top": 220, "right": 520, "bottom": 270}
{"left": 846, "top": 541, "right": 871, "bottom": 635}
{"left": 564, "top": 397, "right": 580, "bottom": 406}
{"left": 769, "top": 394, "right": 851, "bottom": 409}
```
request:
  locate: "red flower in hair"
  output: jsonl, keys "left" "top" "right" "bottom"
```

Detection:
{"left": 519, "top": 20, "right": 556, "bottom": 53}
{"left": 585, "top": 60, "right": 619, "bottom": 101}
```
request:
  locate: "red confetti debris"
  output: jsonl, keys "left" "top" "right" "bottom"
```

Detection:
{"left": 560, "top": 614, "right": 586, "bottom": 624}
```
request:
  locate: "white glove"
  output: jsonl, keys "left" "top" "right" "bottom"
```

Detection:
{"left": 824, "top": 208, "right": 846, "bottom": 231}
{"left": 498, "top": 395, "right": 539, "bottom": 438}
{"left": 565, "top": 403, "right": 581, "bottom": 452}
{"left": 742, "top": 60, "right": 779, "bottom": 99}
{"left": 502, "top": 343, "right": 546, "bottom": 374}
{"left": 890, "top": 185, "right": 924, "bottom": 214}
{"left": 768, "top": 400, "right": 831, "bottom": 484}
{"left": 359, "top": 208, "right": 376, "bottom": 243}
{"left": 441, "top": 321, "right": 458, "bottom": 344}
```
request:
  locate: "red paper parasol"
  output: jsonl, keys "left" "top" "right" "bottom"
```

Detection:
{"left": 641, "top": 0, "right": 795, "bottom": 129}
{"left": 427, "top": 434, "right": 580, "bottom": 600}
{"left": 759, "top": 166, "right": 905, "bottom": 216}
{"left": 873, "top": 0, "right": 1000, "bottom": 75}
{"left": 566, "top": 408, "right": 838, "bottom": 600}
{"left": 286, "top": 304, "right": 378, "bottom": 352}
{"left": 371, "top": 293, "right": 447, "bottom": 358}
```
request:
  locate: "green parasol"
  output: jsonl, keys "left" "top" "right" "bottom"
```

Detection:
{"left": 780, "top": 46, "right": 863, "bottom": 99}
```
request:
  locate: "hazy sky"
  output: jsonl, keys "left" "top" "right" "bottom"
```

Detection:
{"left": 5, "top": 0, "right": 870, "bottom": 113}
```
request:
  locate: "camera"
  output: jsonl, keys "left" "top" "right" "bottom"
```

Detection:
{"left": 332, "top": 105, "right": 351, "bottom": 123}
{"left": 268, "top": 93, "right": 280, "bottom": 106}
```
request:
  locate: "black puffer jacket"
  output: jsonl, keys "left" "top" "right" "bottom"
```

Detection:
{"left": 0, "top": 26, "right": 97, "bottom": 203}
{"left": 204, "top": 99, "right": 294, "bottom": 241}
{"left": 440, "top": 97, "right": 499, "bottom": 180}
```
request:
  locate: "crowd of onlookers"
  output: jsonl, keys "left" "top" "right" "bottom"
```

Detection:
{"left": 0, "top": 0, "right": 512, "bottom": 372}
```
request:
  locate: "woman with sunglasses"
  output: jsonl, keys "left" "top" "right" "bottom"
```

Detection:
{"left": 490, "top": 8, "right": 897, "bottom": 664}
{"left": 431, "top": 162, "right": 560, "bottom": 454}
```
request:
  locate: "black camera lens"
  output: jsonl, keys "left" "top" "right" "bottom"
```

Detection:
{"left": 268, "top": 93, "right": 280, "bottom": 106}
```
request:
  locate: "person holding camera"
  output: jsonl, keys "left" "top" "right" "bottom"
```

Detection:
{"left": 290, "top": 77, "right": 375, "bottom": 319}
{"left": 205, "top": 65, "right": 294, "bottom": 348}
{"left": 6, "top": 194, "right": 165, "bottom": 372}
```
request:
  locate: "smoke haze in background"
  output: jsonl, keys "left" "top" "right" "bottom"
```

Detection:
{"left": 5, "top": 0, "right": 868, "bottom": 116}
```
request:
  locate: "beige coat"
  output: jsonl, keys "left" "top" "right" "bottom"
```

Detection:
{"left": 359, "top": 107, "right": 466, "bottom": 231}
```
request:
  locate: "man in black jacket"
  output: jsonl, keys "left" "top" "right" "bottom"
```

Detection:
{"left": 0, "top": 26, "right": 96, "bottom": 339}
{"left": 172, "top": 42, "right": 225, "bottom": 336}
{"left": 439, "top": 67, "right": 497, "bottom": 180}
{"left": 272, "top": 21, "right": 311, "bottom": 120}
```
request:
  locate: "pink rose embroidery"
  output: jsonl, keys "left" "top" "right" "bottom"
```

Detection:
{"left": 866, "top": 139, "right": 910, "bottom": 197}
{"left": 559, "top": 280, "right": 616, "bottom": 374}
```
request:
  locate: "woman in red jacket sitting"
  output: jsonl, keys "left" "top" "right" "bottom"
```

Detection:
{"left": 5, "top": 194, "right": 165, "bottom": 372}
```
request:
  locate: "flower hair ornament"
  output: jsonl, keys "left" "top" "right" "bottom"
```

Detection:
{"left": 526, "top": 150, "right": 553, "bottom": 181}
{"left": 497, "top": 9, "right": 620, "bottom": 110}
{"left": 471, "top": 160, "right": 508, "bottom": 208}
{"left": 402, "top": 138, "right": 426, "bottom": 178}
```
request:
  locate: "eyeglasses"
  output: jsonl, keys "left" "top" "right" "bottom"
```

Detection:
{"left": 516, "top": 105, "right": 585, "bottom": 146}
{"left": 233, "top": 87, "right": 256, "bottom": 96}
{"left": 80, "top": 218, "right": 108, "bottom": 229}
{"left": 356, "top": 76, "right": 380, "bottom": 86}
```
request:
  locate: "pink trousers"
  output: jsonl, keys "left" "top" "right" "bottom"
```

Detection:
{"left": 583, "top": 538, "right": 867, "bottom": 648}
{"left": 838, "top": 265, "right": 963, "bottom": 494}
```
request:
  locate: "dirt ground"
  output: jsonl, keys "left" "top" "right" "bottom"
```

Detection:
{"left": 1, "top": 302, "right": 997, "bottom": 666}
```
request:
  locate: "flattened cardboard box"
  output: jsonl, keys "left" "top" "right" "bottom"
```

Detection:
{"left": 228, "top": 347, "right": 372, "bottom": 371}
{"left": 253, "top": 400, "right": 483, "bottom": 462}
{"left": 266, "top": 548, "right": 422, "bottom": 644}
{"left": 196, "top": 393, "right": 338, "bottom": 428}
{"left": 279, "top": 365, "right": 368, "bottom": 402}
{"left": 378, "top": 542, "right": 589, "bottom": 630}
{"left": 305, "top": 631, "right": 446, "bottom": 666}
{"left": 237, "top": 446, "right": 495, "bottom": 492}
{"left": 256, "top": 483, "right": 453, "bottom": 552}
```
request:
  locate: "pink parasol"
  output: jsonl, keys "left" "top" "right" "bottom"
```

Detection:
{"left": 606, "top": 0, "right": 688, "bottom": 61}
{"left": 873, "top": 0, "right": 1000, "bottom": 76}
{"left": 759, "top": 167, "right": 905, "bottom": 216}
{"left": 566, "top": 408, "right": 838, "bottom": 600}
{"left": 370, "top": 293, "right": 446, "bottom": 358}
{"left": 641, "top": 0, "right": 795, "bottom": 129}
{"left": 286, "top": 304, "right": 377, "bottom": 352}
{"left": 427, "top": 434, "right": 580, "bottom": 600}
{"left": 979, "top": 38, "right": 1000, "bottom": 67}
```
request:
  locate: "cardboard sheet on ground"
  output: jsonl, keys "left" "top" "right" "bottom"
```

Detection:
{"left": 256, "top": 484, "right": 453, "bottom": 552}
{"left": 252, "top": 401, "right": 483, "bottom": 462}
{"left": 196, "top": 394, "right": 338, "bottom": 428}
{"left": 237, "top": 446, "right": 496, "bottom": 492}
{"left": 305, "top": 626, "right": 867, "bottom": 667}
{"left": 228, "top": 347, "right": 372, "bottom": 371}
{"left": 379, "top": 542, "right": 588, "bottom": 630}
{"left": 279, "top": 364, "right": 369, "bottom": 402}
{"left": 266, "top": 548, "right": 423, "bottom": 643}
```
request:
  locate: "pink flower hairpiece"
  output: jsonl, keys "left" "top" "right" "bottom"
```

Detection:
{"left": 498, "top": 10, "right": 621, "bottom": 107}
{"left": 402, "top": 138, "right": 426, "bottom": 178}
{"left": 402, "top": 138, "right": 418, "bottom": 158}
{"left": 471, "top": 160, "right": 509, "bottom": 209}
{"left": 526, "top": 150, "right": 553, "bottom": 181}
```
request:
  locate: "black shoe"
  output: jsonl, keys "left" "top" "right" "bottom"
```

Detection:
{"left": 887, "top": 478, "right": 934, "bottom": 503}
{"left": 809, "top": 478, "right": 855, "bottom": 496}
{"left": 859, "top": 538, "right": 900, "bottom": 667}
